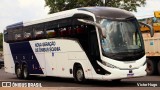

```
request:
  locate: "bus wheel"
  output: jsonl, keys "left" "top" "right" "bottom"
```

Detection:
{"left": 74, "top": 65, "right": 85, "bottom": 83}
{"left": 146, "top": 59, "right": 155, "bottom": 75}
{"left": 22, "top": 64, "right": 30, "bottom": 79}
{"left": 158, "top": 61, "right": 160, "bottom": 75}
{"left": 15, "top": 65, "right": 23, "bottom": 79}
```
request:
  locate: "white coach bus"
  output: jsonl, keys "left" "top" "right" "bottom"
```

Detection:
{"left": 3, "top": 7, "right": 153, "bottom": 83}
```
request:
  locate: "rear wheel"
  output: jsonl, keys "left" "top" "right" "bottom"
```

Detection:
{"left": 74, "top": 65, "right": 85, "bottom": 83}
{"left": 22, "top": 64, "right": 30, "bottom": 79}
{"left": 15, "top": 65, "right": 23, "bottom": 79}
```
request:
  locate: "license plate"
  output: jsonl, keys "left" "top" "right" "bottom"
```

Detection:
{"left": 127, "top": 73, "right": 134, "bottom": 77}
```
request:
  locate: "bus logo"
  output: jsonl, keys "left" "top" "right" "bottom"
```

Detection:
{"left": 129, "top": 65, "right": 132, "bottom": 68}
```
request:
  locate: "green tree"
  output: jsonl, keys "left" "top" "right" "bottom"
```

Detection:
{"left": 45, "top": 0, "right": 146, "bottom": 14}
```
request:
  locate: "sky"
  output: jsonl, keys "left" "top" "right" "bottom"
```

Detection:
{"left": 0, "top": 0, "right": 160, "bottom": 32}
{"left": 132, "top": 0, "right": 160, "bottom": 19}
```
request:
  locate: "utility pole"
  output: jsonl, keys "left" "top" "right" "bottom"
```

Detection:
{"left": 102, "top": 0, "right": 109, "bottom": 6}
{"left": 102, "top": 0, "right": 106, "bottom": 6}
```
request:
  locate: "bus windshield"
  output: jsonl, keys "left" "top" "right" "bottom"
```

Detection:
{"left": 99, "top": 18, "right": 144, "bottom": 56}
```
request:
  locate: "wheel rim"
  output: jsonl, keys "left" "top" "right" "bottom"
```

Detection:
{"left": 17, "top": 68, "right": 21, "bottom": 77}
{"left": 147, "top": 63, "right": 152, "bottom": 73}
{"left": 23, "top": 68, "right": 28, "bottom": 78}
{"left": 76, "top": 69, "right": 84, "bottom": 81}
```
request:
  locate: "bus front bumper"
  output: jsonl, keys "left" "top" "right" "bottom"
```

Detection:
{"left": 99, "top": 63, "right": 147, "bottom": 80}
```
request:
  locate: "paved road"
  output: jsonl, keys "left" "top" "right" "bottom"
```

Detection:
{"left": 0, "top": 68, "right": 160, "bottom": 90}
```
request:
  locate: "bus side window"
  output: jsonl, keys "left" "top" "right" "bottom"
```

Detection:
{"left": 23, "top": 26, "right": 33, "bottom": 41}
{"left": 46, "top": 29, "right": 56, "bottom": 38}
{"left": 13, "top": 28, "right": 23, "bottom": 42}
{"left": 67, "top": 27, "right": 72, "bottom": 35}
{"left": 45, "top": 20, "right": 59, "bottom": 37}
{"left": 60, "top": 28, "right": 67, "bottom": 37}
{"left": 89, "top": 25, "right": 99, "bottom": 57}
{"left": 76, "top": 25, "right": 85, "bottom": 34}
{"left": 72, "top": 26, "right": 77, "bottom": 35}
{"left": 4, "top": 30, "right": 12, "bottom": 43}
{"left": 58, "top": 18, "right": 72, "bottom": 37}
{"left": 3, "top": 30, "right": 7, "bottom": 42}
{"left": 34, "top": 30, "right": 44, "bottom": 39}
{"left": 15, "top": 33, "right": 22, "bottom": 41}
{"left": 24, "top": 32, "right": 32, "bottom": 40}
{"left": 33, "top": 23, "right": 45, "bottom": 39}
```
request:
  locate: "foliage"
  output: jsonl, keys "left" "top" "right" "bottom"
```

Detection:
{"left": 45, "top": 0, "right": 146, "bottom": 13}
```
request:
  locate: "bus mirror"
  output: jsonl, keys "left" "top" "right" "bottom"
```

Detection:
{"left": 77, "top": 19, "right": 106, "bottom": 38}
{"left": 139, "top": 22, "right": 154, "bottom": 37}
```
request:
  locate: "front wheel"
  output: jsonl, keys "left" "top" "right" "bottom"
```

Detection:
{"left": 74, "top": 66, "right": 85, "bottom": 83}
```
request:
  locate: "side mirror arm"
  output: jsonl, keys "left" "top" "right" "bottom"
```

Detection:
{"left": 77, "top": 19, "right": 106, "bottom": 38}
{"left": 139, "top": 22, "right": 154, "bottom": 37}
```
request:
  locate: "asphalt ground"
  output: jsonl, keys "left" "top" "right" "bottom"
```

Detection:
{"left": 0, "top": 68, "right": 160, "bottom": 90}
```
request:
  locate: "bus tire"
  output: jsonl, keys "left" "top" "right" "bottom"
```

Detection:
{"left": 74, "top": 65, "right": 85, "bottom": 83}
{"left": 146, "top": 59, "right": 156, "bottom": 75}
{"left": 22, "top": 64, "right": 30, "bottom": 79}
{"left": 157, "top": 61, "right": 160, "bottom": 75}
{"left": 15, "top": 65, "right": 23, "bottom": 79}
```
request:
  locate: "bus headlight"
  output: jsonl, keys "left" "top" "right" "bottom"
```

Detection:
{"left": 102, "top": 61, "right": 119, "bottom": 69}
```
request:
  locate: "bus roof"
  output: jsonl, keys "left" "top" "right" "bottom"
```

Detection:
{"left": 23, "top": 8, "right": 78, "bottom": 26}
{"left": 6, "top": 7, "right": 135, "bottom": 29}
{"left": 6, "top": 22, "right": 23, "bottom": 29}
{"left": 78, "top": 7, "right": 134, "bottom": 19}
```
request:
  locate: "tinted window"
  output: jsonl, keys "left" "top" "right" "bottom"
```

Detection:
{"left": 4, "top": 30, "right": 10, "bottom": 42}
{"left": 23, "top": 26, "right": 33, "bottom": 40}
{"left": 13, "top": 27, "right": 23, "bottom": 41}
{"left": 33, "top": 24, "right": 45, "bottom": 39}
{"left": 46, "top": 29, "right": 57, "bottom": 38}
